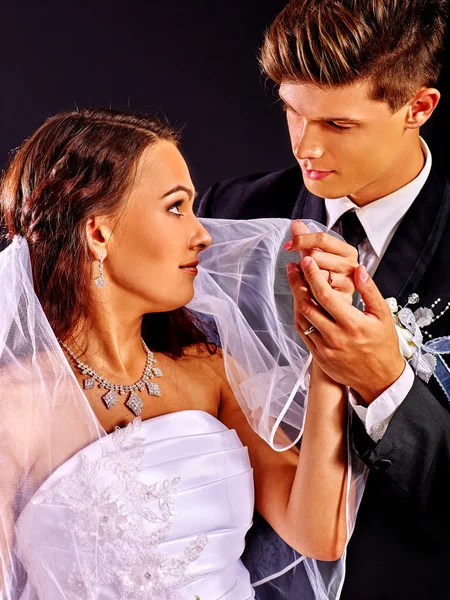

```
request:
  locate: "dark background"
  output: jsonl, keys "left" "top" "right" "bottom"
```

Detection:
{"left": 1, "top": 0, "right": 449, "bottom": 197}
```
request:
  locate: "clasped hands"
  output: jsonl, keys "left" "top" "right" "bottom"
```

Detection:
{"left": 285, "top": 221, "right": 405, "bottom": 404}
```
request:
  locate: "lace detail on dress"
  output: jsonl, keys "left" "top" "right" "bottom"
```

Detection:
{"left": 32, "top": 418, "right": 209, "bottom": 599}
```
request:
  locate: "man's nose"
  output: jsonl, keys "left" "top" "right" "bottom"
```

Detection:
{"left": 292, "top": 122, "right": 324, "bottom": 161}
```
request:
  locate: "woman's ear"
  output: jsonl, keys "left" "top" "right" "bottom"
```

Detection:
{"left": 85, "top": 217, "right": 111, "bottom": 260}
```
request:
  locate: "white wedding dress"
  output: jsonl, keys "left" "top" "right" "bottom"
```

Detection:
{"left": 15, "top": 410, "right": 255, "bottom": 600}
{"left": 2, "top": 224, "right": 367, "bottom": 600}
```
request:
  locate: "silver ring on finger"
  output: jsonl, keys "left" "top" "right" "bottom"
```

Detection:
{"left": 303, "top": 325, "right": 317, "bottom": 336}
{"left": 329, "top": 270, "right": 335, "bottom": 286}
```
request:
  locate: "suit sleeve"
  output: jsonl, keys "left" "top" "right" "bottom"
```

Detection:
{"left": 352, "top": 376, "right": 450, "bottom": 514}
{"left": 195, "top": 183, "right": 220, "bottom": 217}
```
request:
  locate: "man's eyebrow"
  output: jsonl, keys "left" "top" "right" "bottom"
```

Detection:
{"left": 279, "top": 96, "right": 362, "bottom": 123}
{"left": 161, "top": 185, "right": 197, "bottom": 201}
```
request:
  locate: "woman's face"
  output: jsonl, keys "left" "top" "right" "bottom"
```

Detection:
{"left": 98, "top": 141, "right": 212, "bottom": 316}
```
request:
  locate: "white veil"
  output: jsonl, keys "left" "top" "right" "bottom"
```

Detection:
{"left": 0, "top": 218, "right": 367, "bottom": 600}
{"left": 190, "top": 218, "right": 368, "bottom": 598}
{"left": 0, "top": 236, "right": 106, "bottom": 598}
{"left": 189, "top": 218, "right": 319, "bottom": 451}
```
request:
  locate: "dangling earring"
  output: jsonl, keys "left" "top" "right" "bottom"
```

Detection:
{"left": 94, "top": 251, "right": 106, "bottom": 288}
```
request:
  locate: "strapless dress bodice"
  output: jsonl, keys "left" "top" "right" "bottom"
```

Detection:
{"left": 16, "top": 410, "right": 255, "bottom": 599}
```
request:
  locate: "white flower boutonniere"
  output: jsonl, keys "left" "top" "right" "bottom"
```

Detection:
{"left": 386, "top": 294, "right": 450, "bottom": 402}
{"left": 387, "top": 293, "right": 436, "bottom": 382}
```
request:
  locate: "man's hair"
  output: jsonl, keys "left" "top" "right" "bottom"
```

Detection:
{"left": 261, "top": 0, "right": 448, "bottom": 111}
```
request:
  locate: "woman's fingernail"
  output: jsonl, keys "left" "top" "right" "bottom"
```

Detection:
{"left": 284, "top": 240, "right": 293, "bottom": 251}
{"left": 302, "top": 256, "right": 312, "bottom": 268}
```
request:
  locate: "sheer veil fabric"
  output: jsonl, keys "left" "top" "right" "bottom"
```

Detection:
{"left": 0, "top": 219, "right": 367, "bottom": 599}
{"left": 190, "top": 218, "right": 321, "bottom": 451}
{"left": 0, "top": 236, "right": 106, "bottom": 598}
{"left": 190, "top": 218, "right": 368, "bottom": 598}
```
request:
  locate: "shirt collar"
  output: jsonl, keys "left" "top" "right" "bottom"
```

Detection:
{"left": 325, "top": 138, "right": 432, "bottom": 258}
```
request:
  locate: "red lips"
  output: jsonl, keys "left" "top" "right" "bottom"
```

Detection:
{"left": 179, "top": 260, "right": 199, "bottom": 269}
{"left": 179, "top": 259, "right": 199, "bottom": 276}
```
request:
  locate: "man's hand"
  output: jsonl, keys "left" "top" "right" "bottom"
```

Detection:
{"left": 284, "top": 221, "right": 359, "bottom": 305}
{"left": 286, "top": 256, "right": 405, "bottom": 404}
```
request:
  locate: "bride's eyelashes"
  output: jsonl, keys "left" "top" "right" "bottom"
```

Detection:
{"left": 168, "top": 200, "right": 185, "bottom": 217}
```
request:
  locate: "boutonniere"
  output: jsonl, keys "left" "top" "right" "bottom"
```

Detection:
{"left": 386, "top": 294, "right": 450, "bottom": 402}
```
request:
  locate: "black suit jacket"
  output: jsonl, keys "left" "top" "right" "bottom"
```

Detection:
{"left": 197, "top": 163, "right": 450, "bottom": 599}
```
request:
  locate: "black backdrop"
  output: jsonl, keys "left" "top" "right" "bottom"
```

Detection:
{"left": 1, "top": 0, "right": 448, "bottom": 196}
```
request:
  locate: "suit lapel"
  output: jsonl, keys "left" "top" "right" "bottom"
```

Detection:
{"left": 291, "top": 187, "right": 326, "bottom": 223}
{"left": 373, "top": 164, "right": 450, "bottom": 302}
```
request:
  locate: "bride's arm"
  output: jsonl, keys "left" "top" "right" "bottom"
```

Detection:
{"left": 220, "top": 362, "right": 347, "bottom": 561}
{"left": 219, "top": 361, "right": 348, "bottom": 561}
{"left": 217, "top": 223, "right": 357, "bottom": 560}
{"left": 282, "top": 361, "right": 348, "bottom": 559}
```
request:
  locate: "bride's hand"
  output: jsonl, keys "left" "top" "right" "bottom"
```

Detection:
{"left": 284, "top": 220, "right": 358, "bottom": 305}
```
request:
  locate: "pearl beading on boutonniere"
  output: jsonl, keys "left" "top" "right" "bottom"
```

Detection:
{"left": 386, "top": 294, "right": 450, "bottom": 402}
{"left": 423, "top": 297, "right": 450, "bottom": 339}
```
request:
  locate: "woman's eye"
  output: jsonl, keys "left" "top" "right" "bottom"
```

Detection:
{"left": 168, "top": 201, "right": 184, "bottom": 216}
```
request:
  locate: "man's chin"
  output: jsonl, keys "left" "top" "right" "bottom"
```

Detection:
{"left": 302, "top": 175, "right": 350, "bottom": 200}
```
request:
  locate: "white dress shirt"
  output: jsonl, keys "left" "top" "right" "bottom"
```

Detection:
{"left": 325, "top": 138, "right": 432, "bottom": 442}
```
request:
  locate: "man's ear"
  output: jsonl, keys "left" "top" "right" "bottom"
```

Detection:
{"left": 405, "top": 87, "right": 441, "bottom": 129}
{"left": 85, "top": 217, "right": 112, "bottom": 260}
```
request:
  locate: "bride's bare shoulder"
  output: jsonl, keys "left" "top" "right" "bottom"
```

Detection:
{"left": 0, "top": 348, "right": 87, "bottom": 437}
{"left": 180, "top": 343, "right": 226, "bottom": 377}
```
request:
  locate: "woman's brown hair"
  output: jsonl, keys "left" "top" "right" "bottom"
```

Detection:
{"left": 0, "top": 108, "right": 216, "bottom": 355}
{"left": 261, "top": 0, "right": 447, "bottom": 111}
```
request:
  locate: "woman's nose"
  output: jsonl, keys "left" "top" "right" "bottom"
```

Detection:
{"left": 191, "top": 219, "right": 212, "bottom": 250}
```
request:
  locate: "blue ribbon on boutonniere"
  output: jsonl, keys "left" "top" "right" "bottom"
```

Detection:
{"left": 386, "top": 295, "right": 450, "bottom": 402}
{"left": 415, "top": 337, "right": 450, "bottom": 402}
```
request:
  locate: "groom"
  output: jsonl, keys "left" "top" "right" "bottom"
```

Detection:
{"left": 197, "top": 1, "right": 450, "bottom": 598}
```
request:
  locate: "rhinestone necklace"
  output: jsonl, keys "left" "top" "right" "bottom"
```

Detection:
{"left": 60, "top": 338, "right": 163, "bottom": 416}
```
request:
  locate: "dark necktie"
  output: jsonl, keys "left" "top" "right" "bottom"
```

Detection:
{"left": 337, "top": 209, "right": 367, "bottom": 251}
{"left": 337, "top": 209, "right": 367, "bottom": 309}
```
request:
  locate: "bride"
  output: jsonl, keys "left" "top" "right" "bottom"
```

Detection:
{"left": 0, "top": 108, "right": 360, "bottom": 600}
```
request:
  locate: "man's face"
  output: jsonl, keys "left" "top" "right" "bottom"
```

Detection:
{"left": 279, "top": 80, "right": 414, "bottom": 204}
